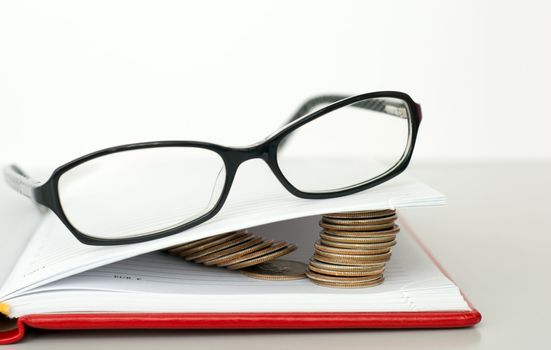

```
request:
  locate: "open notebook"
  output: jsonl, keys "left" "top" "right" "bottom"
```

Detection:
{"left": 0, "top": 162, "right": 480, "bottom": 343}
{"left": 3, "top": 217, "right": 470, "bottom": 316}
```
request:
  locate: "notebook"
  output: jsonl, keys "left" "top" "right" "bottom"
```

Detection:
{"left": 0, "top": 161, "right": 480, "bottom": 344}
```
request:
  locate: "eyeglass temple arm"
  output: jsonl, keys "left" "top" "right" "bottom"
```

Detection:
{"left": 3, "top": 164, "right": 41, "bottom": 200}
{"left": 285, "top": 94, "right": 409, "bottom": 126}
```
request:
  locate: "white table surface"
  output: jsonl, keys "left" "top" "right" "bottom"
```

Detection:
{"left": 1, "top": 161, "right": 550, "bottom": 349}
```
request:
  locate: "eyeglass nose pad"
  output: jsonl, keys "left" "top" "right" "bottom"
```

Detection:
{"left": 206, "top": 165, "right": 226, "bottom": 209}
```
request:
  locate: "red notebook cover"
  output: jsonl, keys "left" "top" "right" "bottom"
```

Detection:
{"left": 0, "top": 220, "right": 481, "bottom": 344}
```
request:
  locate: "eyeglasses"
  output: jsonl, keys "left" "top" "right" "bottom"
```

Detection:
{"left": 4, "top": 91, "right": 422, "bottom": 245}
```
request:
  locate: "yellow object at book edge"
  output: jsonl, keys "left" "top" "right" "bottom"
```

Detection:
{"left": 0, "top": 303, "right": 9, "bottom": 317}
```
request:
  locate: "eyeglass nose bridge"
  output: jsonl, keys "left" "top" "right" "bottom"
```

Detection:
{"left": 224, "top": 140, "right": 274, "bottom": 169}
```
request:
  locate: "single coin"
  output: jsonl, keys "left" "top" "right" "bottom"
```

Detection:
{"left": 308, "top": 264, "right": 384, "bottom": 277}
{"left": 323, "top": 209, "right": 396, "bottom": 219}
{"left": 171, "top": 231, "right": 245, "bottom": 255}
{"left": 315, "top": 241, "right": 391, "bottom": 255}
{"left": 308, "top": 259, "right": 385, "bottom": 272}
{"left": 306, "top": 269, "right": 382, "bottom": 283}
{"left": 320, "top": 238, "right": 396, "bottom": 250}
{"left": 227, "top": 244, "right": 298, "bottom": 270}
{"left": 308, "top": 276, "right": 385, "bottom": 288}
{"left": 178, "top": 231, "right": 249, "bottom": 257}
{"left": 204, "top": 240, "right": 275, "bottom": 266}
{"left": 313, "top": 254, "right": 388, "bottom": 267}
{"left": 314, "top": 252, "right": 391, "bottom": 265}
{"left": 320, "top": 232, "right": 396, "bottom": 244}
{"left": 321, "top": 214, "right": 397, "bottom": 226}
{"left": 313, "top": 253, "right": 390, "bottom": 266}
{"left": 323, "top": 225, "right": 400, "bottom": 237}
{"left": 319, "top": 221, "right": 395, "bottom": 232}
{"left": 167, "top": 232, "right": 231, "bottom": 255}
{"left": 193, "top": 236, "right": 264, "bottom": 264}
{"left": 217, "top": 241, "right": 289, "bottom": 267}
{"left": 185, "top": 234, "right": 256, "bottom": 261}
{"left": 240, "top": 259, "right": 307, "bottom": 280}
{"left": 315, "top": 250, "right": 392, "bottom": 262}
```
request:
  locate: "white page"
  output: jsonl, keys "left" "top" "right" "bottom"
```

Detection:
{"left": 0, "top": 184, "right": 43, "bottom": 288}
{"left": 4, "top": 220, "right": 470, "bottom": 317}
{"left": 0, "top": 160, "right": 445, "bottom": 301}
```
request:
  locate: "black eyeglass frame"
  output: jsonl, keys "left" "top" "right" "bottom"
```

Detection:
{"left": 4, "top": 91, "right": 422, "bottom": 245}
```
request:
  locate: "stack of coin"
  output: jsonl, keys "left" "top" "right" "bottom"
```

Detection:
{"left": 306, "top": 209, "right": 399, "bottom": 288}
{"left": 168, "top": 230, "right": 297, "bottom": 270}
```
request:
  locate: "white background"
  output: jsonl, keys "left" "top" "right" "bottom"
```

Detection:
{"left": 1, "top": 0, "right": 550, "bottom": 173}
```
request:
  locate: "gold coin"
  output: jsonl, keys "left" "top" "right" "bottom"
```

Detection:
{"left": 315, "top": 241, "right": 391, "bottom": 255}
{"left": 315, "top": 250, "right": 392, "bottom": 262}
{"left": 321, "top": 214, "right": 397, "bottom": 226}
{"left": 193, "top": 236, "right": 264, "bottom": 263}
{"left": 323, "top": 209, "right": 395, "bottom": 219}
{"left": 308, "top": 259, "right": 385, "bottom": 272}
{"left": 227, "top": 244, "right": 298, "bottom": 270}
{"left": 217, "top": 241, "right": 289, "bottom": 267}
{"left": 308, "top": 264, "right": 384, "bottom": 277}
{"left": 241, "top": 259, "right": 307, "bottom": 280}
{"left": 184, "top": 234, "right": 256, "bottom": 261}
{"left": 319, "top": 238, "right": 396, "bottom": 250}
{"left": 167, "top": 232, "right": 234, "bottom": 255}
{"left": 313, "top": 254, "right": 388, "bottom": 266}
{"left": 204, "top": 240, "right": 275, "bottom": 266}
{"left": 323, "top": 225, "right": 400, "bottom": 237}
{"left": 306, "top": 269, "right": 383, "bottom": 283}
{"left": 320, "top": 232, "right": 396, "bottom": 244}
{"left": 178, "top": 231, "right": 249, "bottom": 257}
{"left": 308, "top": 276, "right": 384, "bottom": 288}
{"left": 319, "top": 221, "right": 395, "bottom": 232}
